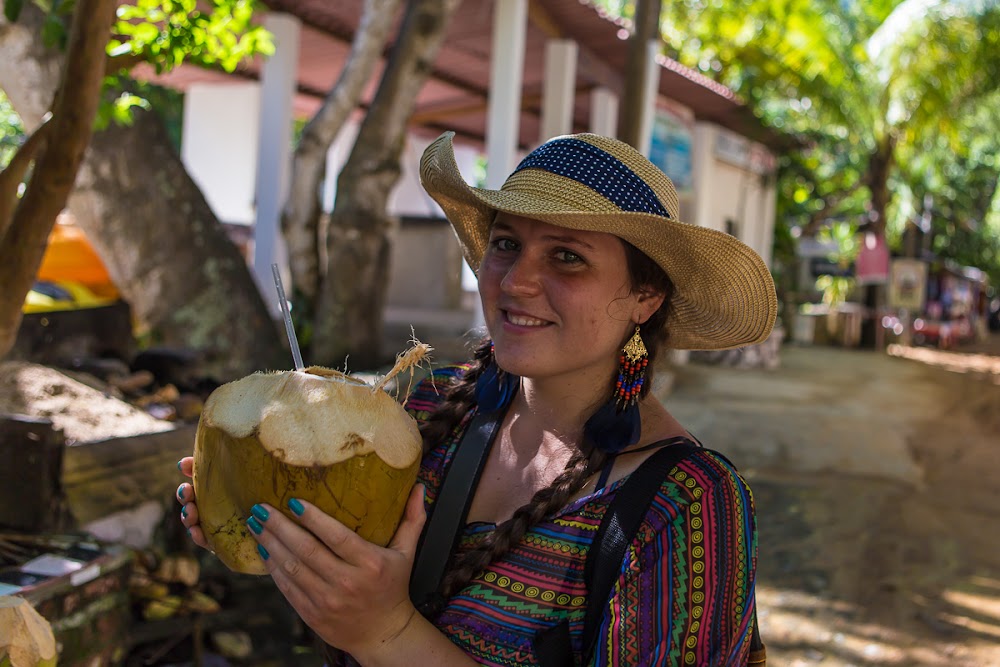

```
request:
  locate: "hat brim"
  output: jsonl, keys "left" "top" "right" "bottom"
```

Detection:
{"left": 419, "top": 132, "right": 777, "bottom": 351}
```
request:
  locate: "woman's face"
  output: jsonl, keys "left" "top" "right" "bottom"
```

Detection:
{"left": 479, "top": 214, "right": 661, "bottom": 385}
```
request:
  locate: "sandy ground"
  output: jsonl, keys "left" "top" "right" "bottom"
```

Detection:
{"left": 659, "top": 337, "right": 1000, "bottom": 666}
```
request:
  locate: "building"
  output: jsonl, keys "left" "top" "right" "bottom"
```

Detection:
{"left": 141, "top": 0, "right": 788, "bottom": 345}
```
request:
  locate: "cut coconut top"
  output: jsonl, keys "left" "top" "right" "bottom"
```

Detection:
{"left": 202, "top": 367, "right": 422, "bottom": 469}
{"left": 0, "top": 595, "right": 57, "bottom": 666}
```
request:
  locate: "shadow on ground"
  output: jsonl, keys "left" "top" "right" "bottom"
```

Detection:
{"left": 661, "top": 339, "right": 1000, "bottom": 666}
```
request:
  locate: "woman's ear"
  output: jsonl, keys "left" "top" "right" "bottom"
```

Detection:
{"left": 633, "top": 286, "right": 666, "bottom": 324}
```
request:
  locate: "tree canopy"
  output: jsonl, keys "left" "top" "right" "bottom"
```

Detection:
{"left": 599, "top": 0, "right": 1000, "bottom": 286}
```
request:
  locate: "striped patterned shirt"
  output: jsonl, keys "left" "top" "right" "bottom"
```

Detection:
{"left": 404, "top": 366, "right": 758, "bottom": 667}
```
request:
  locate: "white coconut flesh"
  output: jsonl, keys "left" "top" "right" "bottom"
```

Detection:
{"left": 203, "top": 367, "right": 419, "bottom": 469}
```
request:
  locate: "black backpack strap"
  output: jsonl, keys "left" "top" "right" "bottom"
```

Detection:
{"left": 409, "top": 407, "right": 507, "bottom": 611}
{"left": 578, "top": 441, "right": 766, "bottom": 665}
{"left": 581, "top": 441, "right": 703, "bottom": 658}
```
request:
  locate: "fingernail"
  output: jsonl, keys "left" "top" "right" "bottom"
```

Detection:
{"left": 187, "top": 528, "right": 191, "bottom": 537}
{"left": 181, "top": 506, "right": 187, "bottom": 519}
{"left": 251, "top": 504, "right": 269, "bottom": 522}
{"left": 177, "top": 484, "right": 185, "bottom": 501}
{"left": 177, "top": 460, "right": 183, "bottom": 471}
{"left": 247, "top": 516, "right": 263, "bottom": 535}
{"left": 288, "top": 498, "right": 304, "bottom": 516}
{"left": 257, "top": 544, "right": 269, "bottom": 561}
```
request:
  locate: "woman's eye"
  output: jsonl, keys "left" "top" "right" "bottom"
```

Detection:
{"left": 492, "top": 238, "right": 519, "bottom": 252}
{"left": 555, "top": 250, "right": 583, "bottom": 264}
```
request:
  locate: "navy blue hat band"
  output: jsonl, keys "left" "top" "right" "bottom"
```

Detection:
{"left": 511, "top": 138, "right": 669, "bottom": 217}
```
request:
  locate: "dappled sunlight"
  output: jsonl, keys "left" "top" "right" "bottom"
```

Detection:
{"left": 934, "top": 577, "right": 1000, "bottom": 640}
{"left": 756, "top": 583, "right": 1000, "bottom": 665}
{"left": 887, "top": 344, "right": 1000, "bottom": 384}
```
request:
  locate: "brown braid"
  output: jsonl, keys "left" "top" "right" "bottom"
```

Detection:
{"left": 439, "top": 445, "right": 608, "bottom": 599}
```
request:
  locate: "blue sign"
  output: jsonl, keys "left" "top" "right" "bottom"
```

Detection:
{"left": 649, "top": 110, "right": 693, "bottom": 193}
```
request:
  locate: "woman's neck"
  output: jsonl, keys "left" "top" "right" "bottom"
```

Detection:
{"left": 509, "top": 369, "right": 611, "bottom": 446}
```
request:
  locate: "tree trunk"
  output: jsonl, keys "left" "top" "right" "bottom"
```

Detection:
{"left": 0, "top": 0, "right": 116, "bottom": 359}
{"left": 859, "top": 137, "right": 896, "bottom": 349}
{"left": 310, "top": 0, "right": 461, "bottom": 368}
{"left": 0, "top": 4, "right": 285, "bottom": 380}
{"left": 866, "top": 137, "right": 895, "bottom": 237}
{"left": 282, "top": 0, "right": 404, "bottom": 311}
{"left": 69, "top": 109, "right": 286, "bottom": 380}
{"left": 618, "top": 0, "right": 661, "bottom": 146}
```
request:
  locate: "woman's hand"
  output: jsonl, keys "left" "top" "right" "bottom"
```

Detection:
{"left": 175, "top": 457, "right": 210, "bottom": 550}
{"left": 247, "top": 484, "right": 427, "bottom": 660}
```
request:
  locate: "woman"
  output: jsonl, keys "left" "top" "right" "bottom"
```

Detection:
{"left": 177, "top": 132, "right": 776, "bottom": 666}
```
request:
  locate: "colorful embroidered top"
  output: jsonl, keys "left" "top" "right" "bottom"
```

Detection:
{"left": 404, "top": 367, "right": 758, "bottom": 667}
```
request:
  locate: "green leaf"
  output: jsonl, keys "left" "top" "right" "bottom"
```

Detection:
{"left": 3, "top": 0, "right": 24, "bottom": 22}
{"left": 40, "top": 15, "right": 67, "bottom": 49}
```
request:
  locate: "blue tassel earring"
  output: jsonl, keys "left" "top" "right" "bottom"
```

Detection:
{"left": 584, "top": 326, "right": 648, "bottom": 453}
{"left": 474, "top": 343, "right": 518, "bottom": 412}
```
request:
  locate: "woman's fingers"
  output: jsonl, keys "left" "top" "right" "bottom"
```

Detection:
{"left": 175, "top": 482, "right": 195, "bottom": 505}
{"left": 388, "top": 484, "right": 427, "bottom": 559}
{"left": 247, "top": 505, "right": 338, "bottom": 614}
{"left": 279, "top": 498, "right": 373, "bottom": 564}
{"left": 186, "top": 524, "right": 210, "bottom": 550}
{"left": 179, "top": 500, "right": 199, "bottom": 528}
{"left": 175, "top": 458, "right": 208, "bottom": 548}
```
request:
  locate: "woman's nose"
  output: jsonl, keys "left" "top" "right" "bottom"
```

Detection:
{"left": 500, "top": 255, "right": 542, "bottom": 296}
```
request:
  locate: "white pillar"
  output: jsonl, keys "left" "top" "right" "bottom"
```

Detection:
{"left": 180, "top": 82, "right": 260, "bottom": 225}
{"left": 252, "top": 13, "right": 301, "bottom": 313}
{"left": 485, "top": 0, "right": 527, "bottom": 189}
{"left": 590, "top": 87, "right": 618, "bottom": 137}
{"left": 637, "top": 41, "right": 660, "bottom": 156}
{"left": 539, "top": 39, "right": 578, "bottom": 142}
{"left": 691, "top": 123, "right": 717, "bottom": 231}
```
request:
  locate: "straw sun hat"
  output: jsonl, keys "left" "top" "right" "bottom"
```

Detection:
{"left": 419, "top": 131, "right": 777, "bottom": 350}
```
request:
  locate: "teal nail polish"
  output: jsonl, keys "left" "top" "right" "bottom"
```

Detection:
{"left": 257, "top": 544, "right": 269, "bottom": 561}
{"left": 177, "top": 460, "right": 182, "bottom": 471}
{"left": 187, "top": 528, "right": 191, "bottom": 537}
{"left": 288, "top": 498, "right": 305, "bottom": 516}
{"left": 251, "top": 504, "right": 269, "bottom": 522}
{"left": 177, "top": 484, "right": 185, "bottom": 501}
{"left": 247, "top": 516, "right": 263, "bottom": 535}
{"left": 181, "top": 506, "right": 187, "bottom": 519}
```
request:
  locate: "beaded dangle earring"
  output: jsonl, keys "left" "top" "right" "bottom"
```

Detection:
{"left": 615, "top": 326, "right": 649, "bottom": 409}
{"left": 584, "top": 325, "right": 648, "bottom": 453}
{"left": 474, "top": 341, "right": 518, "bottom": 413}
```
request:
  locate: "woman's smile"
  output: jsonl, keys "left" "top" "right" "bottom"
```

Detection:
{"left": 502, "top": 309, "right": 553, "bottom": 329}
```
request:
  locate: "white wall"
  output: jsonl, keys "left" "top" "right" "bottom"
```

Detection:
{"left": 181, "top": 82, "right": 261, "bottom": 225}
{"left": 691, "top": 122, "right": 777, "bottom": 267}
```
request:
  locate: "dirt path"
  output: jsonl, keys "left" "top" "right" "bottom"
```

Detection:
{"left": 660, "top": 339, "right": 1000, "bottom": 666}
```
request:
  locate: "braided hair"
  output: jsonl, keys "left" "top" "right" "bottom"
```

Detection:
{"left": 428, "top": 241, "right": 675, "bottom": 605}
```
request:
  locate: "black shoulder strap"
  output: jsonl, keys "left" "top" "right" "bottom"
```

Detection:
{"left": 581, "top": 441, "right": 703, "bottom": 656}
{"left": 579, "top": 442, "right": 766, "bottom": 666}
{"left": 409, "top": 407, "right": 506, "bottom": 609}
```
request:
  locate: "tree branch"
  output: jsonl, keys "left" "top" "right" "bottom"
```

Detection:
{"left": 0, "top": 116, "right": 52, "bottom": 244}
{"left": 282, "top": 0, "right": 404, "bottom": 307}
{"left": 0, "top": 0, "right": 117, "bottom": 358}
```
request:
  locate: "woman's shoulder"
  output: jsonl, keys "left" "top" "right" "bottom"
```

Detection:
{"left": 402, "top": 363, "right": 473, "bottom": 419}
{"left": 639, "top": 445, "right": 754, "bottom": 529}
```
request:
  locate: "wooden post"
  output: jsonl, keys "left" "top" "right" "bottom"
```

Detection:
{"left": 0, "top": 414, "right": 68, "bottom": 532}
